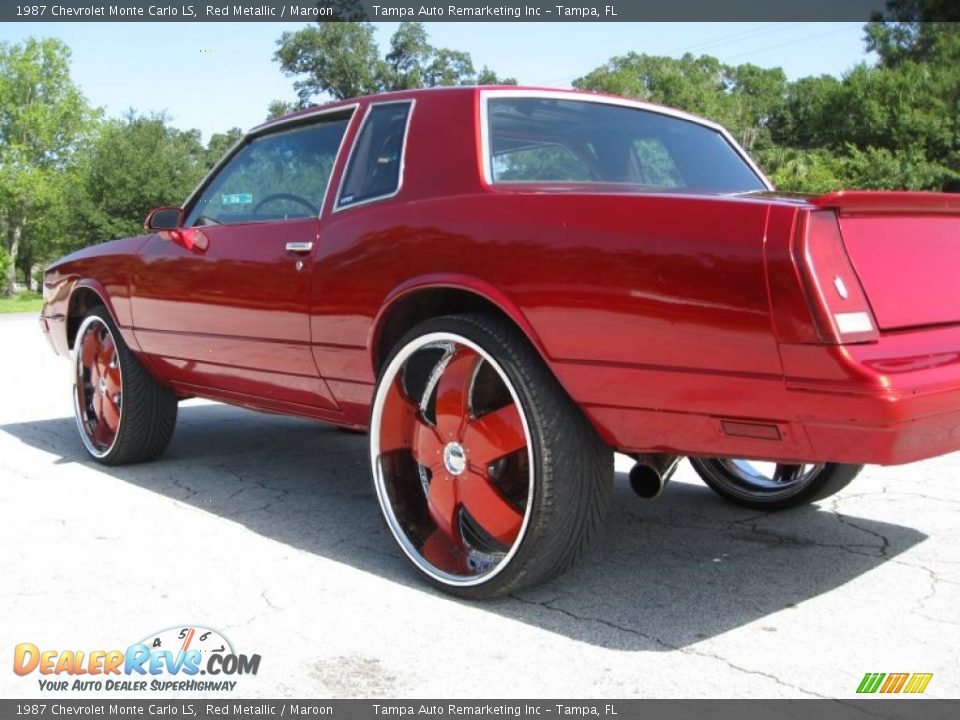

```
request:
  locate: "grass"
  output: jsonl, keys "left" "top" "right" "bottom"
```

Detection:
{"left": 0, "top": 290, "right": 43, "bottom": 314}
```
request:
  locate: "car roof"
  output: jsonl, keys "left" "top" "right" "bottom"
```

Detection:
{"left": 248, "top": 85, "right": 722, "bottom": 137}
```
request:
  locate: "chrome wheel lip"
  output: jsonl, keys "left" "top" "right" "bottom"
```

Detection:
{"left": 706, "top": 459, "right": 826, "bottom": 501}
{"left": 370, "top": 331, "right": 535, "bottom": 588}
{"left": 72, "top": 315, "right": 123, "bottom": 460}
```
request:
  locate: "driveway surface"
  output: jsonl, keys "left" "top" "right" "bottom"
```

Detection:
{"left": 2, "top": 312, "right": 958, "bottom": 698}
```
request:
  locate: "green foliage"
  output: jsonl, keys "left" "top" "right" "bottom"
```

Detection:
{"left": 865, "top": 1, "right": 960, "bottom": 67}
{"left": 205, "top": 127, "right": 244, "bottom": 170}
{"left": 273, "top": 21, "right": 515, "bottom": 109}
{"left": 837, "top": 145, "right": 959, "bottom": 190}
{"left": 275, "top": 22, "right": 385, "bottom": 104}
{"left": 3, "top": 5, "right": 958, "bottom": 287}
{"left": 0, "top": 290, "right": 42, "bottom": 314}
{"left": 69, "top": 111, "right": 208, "bottom": 247}
{"left": 573, "top": 53, "right": 787, "bottom": 151}
{"left": 575, "top": 14, "right": 960, "bottom": 194}
{"left": 0, "top": 245, "right": 10, "bottom": 285}
{"left": 755, "top": 148, "right": 844, "bottom": 194}
{"left": 0, "top": 37, "right": 96, "bottom": 294}
{"left": 266, "top": 100, "right": 298, "bottom": 121}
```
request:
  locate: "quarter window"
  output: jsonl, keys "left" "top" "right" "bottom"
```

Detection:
{"left": 185, "top": 114, "right": 351, "bottom": 227}
{"left": 338, "top": 102, "right": 412, "bottom": 208}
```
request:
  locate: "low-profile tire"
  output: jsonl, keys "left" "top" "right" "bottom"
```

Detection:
{"left": 369, "top": 313, "right": 614, "bottom": 599}
{"left": 689, "top": 458, "right": 862, "bottom": 511}
{"left": 73, "top": 306, "right": 178, "bottom": 465}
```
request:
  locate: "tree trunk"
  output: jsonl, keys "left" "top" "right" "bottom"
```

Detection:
{"left": 0, "top": 214, "right": 7, "bottom": 298}
{"left": 17, "top": 251, "right": 35, "bottom": 292}
{"left": 5, "top": 222, "right": 22, "bottom": 297}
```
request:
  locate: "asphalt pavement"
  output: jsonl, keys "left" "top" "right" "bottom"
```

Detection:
{"left": 2, "top": 312, "right": 959, "bottom": 699}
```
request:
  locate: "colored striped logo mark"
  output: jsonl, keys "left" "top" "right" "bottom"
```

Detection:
{"left": 857, "top": 672, "right": 933, "bottom": 694}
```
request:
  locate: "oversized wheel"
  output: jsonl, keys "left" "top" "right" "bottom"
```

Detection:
{"left": 73, "top": 307, "right": 178, "bottom": 465}
{"left": 370, "top": 314, "right": 613, "bottom": 598}
{"left": 689, "top": 458, "right": 862, "bottom": 511}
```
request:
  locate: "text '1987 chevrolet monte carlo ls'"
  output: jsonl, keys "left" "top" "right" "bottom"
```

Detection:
{"left": 39, "top": 87, "right": 960, "bottom": 597}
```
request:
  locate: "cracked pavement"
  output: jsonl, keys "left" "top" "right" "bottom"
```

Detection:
{"left": 2, "top": 313, "right": 959, "bottom": 698}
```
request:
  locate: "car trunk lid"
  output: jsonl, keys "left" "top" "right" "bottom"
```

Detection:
{"left": 812, "top": 191, "right": 960, "bottom": 332}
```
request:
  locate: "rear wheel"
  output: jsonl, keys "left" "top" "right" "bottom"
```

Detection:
{"left": 370, "top": 314, "right": 613, "bottom": 598}
{"left": 73, "top": 307, "right": 178, "bottom": 465}
{"left": 689, "top": 458, "right": 862, "bottom": 511}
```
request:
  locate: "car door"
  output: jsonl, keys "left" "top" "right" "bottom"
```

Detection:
{"left": 131, "top": 108, "right": 354, "bottom": 409}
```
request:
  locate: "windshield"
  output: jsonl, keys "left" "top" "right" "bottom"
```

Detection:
{"left": 485, "top": 97, "right": 767, "bottom": 194}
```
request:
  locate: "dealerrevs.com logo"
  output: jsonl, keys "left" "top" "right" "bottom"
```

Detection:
{"left": 13, "top": 626, "right": 261, "bottom": 692}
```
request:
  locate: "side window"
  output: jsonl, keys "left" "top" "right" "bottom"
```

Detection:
{"left": 338, "top": 102, "right": 412, "bottom": 208}
{"left": 185, "top": 114, "right": 350, "bottom": 227}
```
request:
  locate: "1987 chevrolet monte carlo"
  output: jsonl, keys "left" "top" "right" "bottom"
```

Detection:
{"left": 40, "top": 87, "right": 960, "bottom": 597}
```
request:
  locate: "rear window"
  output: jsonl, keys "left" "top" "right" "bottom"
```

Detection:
{"left": 485, "top": 97, "right": 766, "bottom": 193}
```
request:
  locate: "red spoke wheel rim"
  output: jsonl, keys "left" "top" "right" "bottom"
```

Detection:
{"left": 73, "top": 316, "right": 123, "bottom": 457}
{"left": 371, "top": 333, "right": 533, "bottom": 586}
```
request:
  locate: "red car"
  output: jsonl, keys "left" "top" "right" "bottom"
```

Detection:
{"left": 40, "top": 87, "right": 960, "bottom": 597}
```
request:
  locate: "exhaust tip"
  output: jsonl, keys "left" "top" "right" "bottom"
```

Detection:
{"left": 629, "top": 463, "right": 665, "bottom": 499}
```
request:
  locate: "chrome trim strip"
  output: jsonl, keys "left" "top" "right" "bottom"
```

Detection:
{"left": 332, "top": 99, "right": 416, "bottom": 214}
{"left": 477, "top": 88, "right": 774, "bottom": 191}
{"left": 180, "top": 103, "right": 360, "bottom": 224}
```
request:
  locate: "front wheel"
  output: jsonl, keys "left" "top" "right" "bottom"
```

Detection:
{"left": 73, "top": 307, "right": 178, "bottom": 465}
{"left": 689, "top": 458, "right": 862, "bottom": 511}
{"left": 369, "top": 314, "right": 613, "bottom": 599}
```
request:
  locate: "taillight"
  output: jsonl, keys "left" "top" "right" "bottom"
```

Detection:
{"left": 796, "top": 211, "right": 879, "bottom": 344}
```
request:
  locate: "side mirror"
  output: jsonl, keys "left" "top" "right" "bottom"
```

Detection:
{"left": 144, "top": 206, "right": 183, "bottom": 231}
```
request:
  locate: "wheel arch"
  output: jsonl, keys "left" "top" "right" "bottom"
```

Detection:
{"left": 369, "top": 276, "right": 550, "bottom": 376}
{"left": 66, "top": 281, "right": 122, "bottom": 351}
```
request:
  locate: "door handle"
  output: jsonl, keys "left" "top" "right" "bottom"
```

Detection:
{"left": 285, "top": 241, "right": 313, "bottom": 254}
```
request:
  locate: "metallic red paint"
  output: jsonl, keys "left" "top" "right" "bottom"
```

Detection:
{"left": 40, "top": 86, "right": 960, "bottom": 467}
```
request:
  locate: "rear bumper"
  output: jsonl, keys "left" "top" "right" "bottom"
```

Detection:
{"left": 782, "top": 326, "right": 960, "bottom": 465}
{"left": 563, "top": 325, "right": 960, "bottom": 466}
{"left": 801, "top": 406, "right": 960, "bottom": 466}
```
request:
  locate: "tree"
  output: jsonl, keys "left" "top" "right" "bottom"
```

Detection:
{"left": 573, "top": 53, "right": 786, "bottom": 151}
{"left": 205, "top": 127, "right": 244, "bottom": 170}
{"left": 0, "top": 38, "right": 95, "bottom": 295}
{"left": 386, "top": 22, "right": 431, "bottom": 90}
{"left": 865, "top": 0, "right": 960, "bottom": 67}
{"left": 274, "top": 21, "right": 515, "bottom": 108}
{"left": 266, "top": 100, "right": 298, "bottom": 121}
{"left": 574, "top": 53, "right": 729, "bottom": 120}
{"left": 575, "top": 10, "right": 960, "bottom": 194}
{"left": 275, "top": 22, "right": 385, "bottom": 104}
{"left": 766, "top": 12, "right": 960, "bottom": 192}
{"left": 70, "top": 112, "right": 207, "bottom": 250}
{"left": 768, "top": 75, "right": 843, "bottom": 149}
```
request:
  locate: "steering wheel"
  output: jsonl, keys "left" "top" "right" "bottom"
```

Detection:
{"left": 252, "top": 193, "right": 319, "bottom": 216}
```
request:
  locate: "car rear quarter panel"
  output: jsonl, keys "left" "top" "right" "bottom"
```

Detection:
{"left": 312, "top": 190, "right": 790, "bottom": 448}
